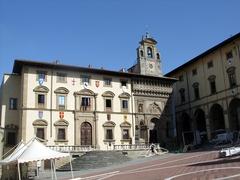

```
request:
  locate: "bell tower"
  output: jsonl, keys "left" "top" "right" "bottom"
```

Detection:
{"left": 129, "top": 33, "right": 163, "bottom": 77}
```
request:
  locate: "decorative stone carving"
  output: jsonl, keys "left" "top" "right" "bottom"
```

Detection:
{"left": 102, "top": 91, "right": 115, "bottom": 97}
{"left": 74, "top": 89, "right": 95, "bottom": 96}
{"left": 118, "top": 92, "right": 130, "bottom": 98}
{"left": 54, "top": 87, "right": 69, "bottom": 94}
{"left": 120, "top": 121, "right": 131, "bottom": 127}
{"left": 148, "top": 102, "right": 161, "bottom": 114}
{"left": 54, "top": 119, "right": 69, "bottom": 126}
{"left": 33, "top": 86, "right": 49, "bottom": 93}
{"left": 103, "top": 121, "right": 116, "bottom": 127}
{"left": 32, "top": 119, "right": 48, "bottom": 126}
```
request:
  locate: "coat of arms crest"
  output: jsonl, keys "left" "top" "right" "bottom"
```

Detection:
{"left": 95, "top": 81, "right": 100, "bottom": 87}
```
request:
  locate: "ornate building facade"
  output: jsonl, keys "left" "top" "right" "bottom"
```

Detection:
{"left": 0, "top": 35, "right": 176, "bottom": 151}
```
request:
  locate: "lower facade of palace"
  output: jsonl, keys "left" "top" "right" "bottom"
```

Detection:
{"left": 0, "top": 59, "right": 175, "bottom": 152}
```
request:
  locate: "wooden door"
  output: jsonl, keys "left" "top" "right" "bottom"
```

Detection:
{"left": 81, "top": 122, "right": 92, "bottom": 145}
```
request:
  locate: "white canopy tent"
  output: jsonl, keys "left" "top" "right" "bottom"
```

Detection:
{"left": 0, "top": 137, "right": 74, "bottom": 180}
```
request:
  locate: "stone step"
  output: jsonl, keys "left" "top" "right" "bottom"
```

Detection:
{"left": 57, "top": 151, "right": 131, "bottom": 171}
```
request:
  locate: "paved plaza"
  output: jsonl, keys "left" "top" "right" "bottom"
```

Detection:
{"left": 67, "top": 150, "right": 240, "bottom": 180}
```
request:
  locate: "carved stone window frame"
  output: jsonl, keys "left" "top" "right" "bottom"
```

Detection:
{"left": 54, "top": 87, "right": 69, "bottom": 110}
{"left": 120, "top": 121, "right": 131, "bottom": 142}
{"left": 5, "top": 124, "right": 18, "bottom": 146}
{"left": 54, "top": 119, "right": 69, "bottom": 143}
{"left": 102, "top": 91, "right": 115, "bottom": 112}
{"left": 208, "top": 75, "right": 216, "bottom": 94}
{"left": 33, "top": 86, "right": 49, "bottom": 109}
{"left": 119, "top": 93, "right": 130, "bottom": 113}
{"left": 33, "top": 119, "right": 48, "bottom": 142}
{"left": 227, "top": 66, "right": 237, "bottom": 88}
{"left": 74, "top": 89, "right": 96, "bottom": 112}
{"left": 192, "top": 82, "right": 200, "bottom": 100}
{"left": 103, "top": 121, "right": 116, "bottom": 142}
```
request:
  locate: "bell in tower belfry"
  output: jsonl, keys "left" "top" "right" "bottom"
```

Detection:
{"left": 128, "top": 32, "right": 163, "bottom": 77}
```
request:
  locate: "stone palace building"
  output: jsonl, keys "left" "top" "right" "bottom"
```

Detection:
{"left": 0, "top": 34, "right": 176, "bottom": 152}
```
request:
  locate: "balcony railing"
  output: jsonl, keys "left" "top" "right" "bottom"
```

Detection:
{"left": 47, "top": 144, "right": 161, "bottom": 152}
{"left": 113, "top": 144, "right": 160, "bottom": 150}
{"left": 47, "top": 145, "right": 94, "bottom": 152}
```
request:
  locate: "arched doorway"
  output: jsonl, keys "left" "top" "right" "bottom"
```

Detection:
{"left": 229, "top": 98, "right": 240, "bottom": 131}
{"left": 194, "top": 109, "right": 207, "bottom": 143}
{"left": 81, "top": 122, "right": 92, "bottom": 145}
{"left": 180, "top": 113, "right": 194, "bottom": 145}
{"left": 149, "top": 118, "right": 158, "bottom": 143}
{"left": 182, "top": 113, "right": 191, "bottom": 132}
{"left": 194, "top": 109, "right": 206, "bottom": 132}
{"left": 209, "top": 104, "right": 225, "bottom": 132}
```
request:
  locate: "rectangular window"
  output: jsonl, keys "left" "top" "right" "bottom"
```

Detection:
{"left": 58, "top": 96, "right": 65, "bottom": 109}
{"left": 192, "top": 69, "right": 197, "bottom": 76}
{"left": 37, "top": 71, "right": 47, "bottom": 81}
{"left": 6, "top": 132, "right": 16, "bottom": 146}
{"left": 9, "top": 98, "right": 17, "bottom": 110}
{"left": 106, "top": 129, "right": 113, "bottom": 140}
{"left": 122, "top": 129, "right": 129, "bottom": 139}
{"left": 81, "top": 75, "right": 90, "bottom": 84}
{"left": 210, "top": 81, "right": 216, "bottom": 94}
{"left": 81, "top": 97, "right": 91, "bottom": 111}
{"left": 38, "top": 94, "right": 45, "bottom": 104}
{"left": 194, "top": 87, "right": 200, "bottom": 100}
{"left": 57, "top": 128, "right": 66, "bottom": 140}
{"left": 105, "top": 99, "right": 112, "bottom": 110}
{"left": 36, "top": 128, "right": 45, "bottom": 140}
{"left": 207, "top": 61, "right": 213, "bottom": 68}
{"left": 57, "top": 73, "right": 67, "bottom": 83}
{"left": 104, "top": 78, "right": 112, "bottom": 86}
{"left": 122, "top": 100, "right": 128, "bottom": 109}
{"left": 228, "top": 73, "right": 237, "bottom": 88}
{"left": 121, "top": 80, "right": 127, "bottom": 87}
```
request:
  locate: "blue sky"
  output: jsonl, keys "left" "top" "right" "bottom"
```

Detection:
{"left": 0, "top": 0, "right": 240, "bottom": 78}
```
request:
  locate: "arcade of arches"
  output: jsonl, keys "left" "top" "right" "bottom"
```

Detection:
{"left": 177, "top": 99, "right": 240, "bottom": 143}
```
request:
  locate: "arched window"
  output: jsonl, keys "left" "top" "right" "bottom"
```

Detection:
{"left": 156, "top": 53, "right": 160, "bottom": 59}
{"left": 140, "top": 50, "right": 144, "bottom": 57}
{"left": 147, "top": 47, "right": 153, "bottom": 58}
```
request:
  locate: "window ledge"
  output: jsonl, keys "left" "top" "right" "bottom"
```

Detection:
{"left": 103, "top": 139, "right": 115, "bottom": 142}
{"left": 121, "top": 139, "right": 131, "bottom": 142}
{"left": 54, "top": 140, "right": 68, "bottom": 142}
